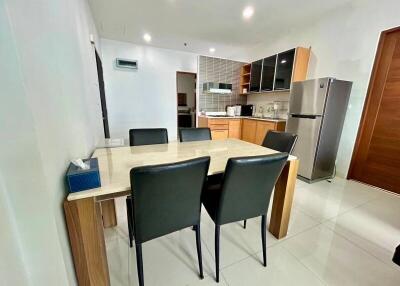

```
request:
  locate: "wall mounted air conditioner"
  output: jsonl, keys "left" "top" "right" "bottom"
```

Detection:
{"left": 203, "top": 82, "right": 232, "bottom": 94}
{"left": 115, "top": 58, "right": 138, "bottom": 70}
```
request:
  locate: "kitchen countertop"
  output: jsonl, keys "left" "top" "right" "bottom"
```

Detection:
{"left": 198, "top": 115, "right": 287, "bottom": 122}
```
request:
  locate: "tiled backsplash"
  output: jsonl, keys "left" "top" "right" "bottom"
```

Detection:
{"left": 198, "top": 56, "right": 247, "bottom": 112}
{"left": 247, "top": 91, "right": 290, "bottom": 119}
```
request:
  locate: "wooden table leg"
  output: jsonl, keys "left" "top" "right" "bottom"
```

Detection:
{"left": 64, "top": 198, "right": 110, "bottom": 286}
{"left": 100, "top": 199, "right": 117, "bottom": 228}
{"left": 269, "top": 159, "right": 299, "bottom": 239}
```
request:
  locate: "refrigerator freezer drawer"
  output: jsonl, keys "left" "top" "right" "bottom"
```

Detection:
{"left": 286, "top": 115, "right": 323, "bottom": 179}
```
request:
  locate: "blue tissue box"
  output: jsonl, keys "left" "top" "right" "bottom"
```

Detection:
{"left": 66, "top": 158, "right": 101, "bottom": 193}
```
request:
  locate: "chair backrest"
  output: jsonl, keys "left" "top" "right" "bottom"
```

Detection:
{"left": 130, "top": 156, "right": 210, "bottom": 243}
{"left": 216, "top": 153, "right": 288, "bottom": 225}
{"left": 394, "top": 245, "right": 400, "bottom": 266}
{"left": 262, "top": 131, "right": 298, "bottom": 154}
{"left": 179, "top": 128, "right": 211, "bottom": 142}
{"left": 129, "top": 128, "right": 168, "bottom": 146}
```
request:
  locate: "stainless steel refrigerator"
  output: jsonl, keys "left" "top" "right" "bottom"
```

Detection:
{"left": 286, "top": 78, "right": 352, "bottom": 182}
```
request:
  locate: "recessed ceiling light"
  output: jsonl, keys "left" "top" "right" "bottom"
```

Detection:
{"left": 242, "top": 6, "right": 254, "bottom": 19}
{"left": 209, "top": 48, "right": 216, "bottom": 53}
{"left": 143, "top": 33, "right": 151, "bottom": 42}
{"left": 281, "top": 59, "right": 287, "bottom": 64}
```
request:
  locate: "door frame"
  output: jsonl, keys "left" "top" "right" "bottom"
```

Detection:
{"left": 95, "top": 49, "right": 110, "bottom": 138}
{"left": 176, "top": 71, "right": 197, "bottom": 129}
{"left": 347, "top": 26, "right": 400, "bottom": 179}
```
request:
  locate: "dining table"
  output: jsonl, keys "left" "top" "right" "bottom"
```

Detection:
{"left": 64, "top": 138, "right": 299, "bottom": 286}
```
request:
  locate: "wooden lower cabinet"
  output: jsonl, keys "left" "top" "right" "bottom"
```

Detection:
{"left": 211, "top": 130, "right": 229, "bottom": 140}
{"left": 198, "top": 116, "right": 286, "bottom": 144}
{"left": 199, "top": 117, "right": 240, "bottom": 140}
{"left": 228, "top": 119, "right": 241, "bottom": 139}
{"left": 242, "top": 119, "right": 286, "bottom": 145}
{"left": 241, "top": 119, "right": 257, "bottom": 143}
{"left": 255, "top": 121, "right": 275, "bottom": 145}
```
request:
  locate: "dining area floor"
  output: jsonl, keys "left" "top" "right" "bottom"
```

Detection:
{"left": 104, "top": 178, "right": 400, "bottom": 286}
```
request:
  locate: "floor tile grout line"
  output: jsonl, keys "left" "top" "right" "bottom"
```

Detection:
{"left": 280, "top": 242, "right": 329, "bottom": 286}
{"left": 111, "top": 211, "right": 327, "bottom": 284}
{"left": 120, "top": 224, "right": 327, "bottom": 286}
{"left": 284, "top": 221, "right": 399, "bottom": 279}
{"left": 219, "top": 240, "right": 329, "bottom": 286}
{"left": 318, "top": 193, "right": 389, "bottom": 228}
{"left": 221, "top": 272, "right": 230, "bottom": 286}
{"left": 321, "top": 221, "right": 399, "bottom": 269}
{"left": 218, "top": 221, "right": 324, "bottom": 272}
{"left": 108, "top": 182, "right": 400, "bottom": 285}
{"left": 293, "top": 191, "right": 385, "bottom": 224}
{"left": 320, "top": 194, "right": 400, "bottom": 269}
{"left": 197, "top": 212, "right": 326, "bottom": 272}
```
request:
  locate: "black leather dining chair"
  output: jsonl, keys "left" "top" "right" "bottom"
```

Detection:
{"left": 241, "top": 130, "right": 297, "bottom": 229}
{"left": 201, "top": 153, "right": 288, "bottom": 282}
{"left": 178, "top": 127, "right": 223, "bottom": 189}
{"left": 394, "top": 245, "right": 400, "bottom": 266}
{"left": 129, "top": 128, "right": 169, "bottom": 146}
{"left": 127, "top": 128, "right": 169, "bottom": 247}
{"left": 179, "top": 128, "right": 211, "bottom": 142}
{"left": 129, "top": 157, "right": 210, "bottom": 286}
{"left": 262, "top": 130, "right": 298, "bottom": 154}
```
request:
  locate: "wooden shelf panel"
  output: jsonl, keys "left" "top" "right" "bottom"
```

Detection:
{"left": 241, "top": 63, "right": 251, "bottom": 93}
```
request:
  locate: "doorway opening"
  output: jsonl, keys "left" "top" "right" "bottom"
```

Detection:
{"left": 176, "top": 72, "right": 197, "bottom": 130}
{"left": 95, "top": 49, "right": 110, "bottom": 138}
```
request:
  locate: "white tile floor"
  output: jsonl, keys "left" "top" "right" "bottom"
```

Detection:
{"left": 105, "top": 178, "right": 400, "bottom": 286}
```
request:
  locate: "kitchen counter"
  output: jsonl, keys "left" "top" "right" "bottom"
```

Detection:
{"left": 198, "top": 115, "right": 287, "bottom": 123}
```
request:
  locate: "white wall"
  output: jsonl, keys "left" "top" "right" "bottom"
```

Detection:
{"left": 247, "top": 0, "right": 400, "bottom": 177}
{"left": 101, "top": 39, "right": 198, "bottom": 141}
{"left": 0, "top": 0, "right": 103, "bottom": 285}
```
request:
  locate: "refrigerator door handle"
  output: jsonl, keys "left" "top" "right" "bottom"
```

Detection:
{"left": 290, "top": 114, "right": 319, "bottom": 119}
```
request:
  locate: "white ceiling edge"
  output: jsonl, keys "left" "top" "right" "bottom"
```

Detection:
{"left": 99, "top": 35, "right": 253, "bottom": 63}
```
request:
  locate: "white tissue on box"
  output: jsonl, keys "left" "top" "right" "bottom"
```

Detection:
{"left": 71, "top": 159, "right": 90, "bottom": 170}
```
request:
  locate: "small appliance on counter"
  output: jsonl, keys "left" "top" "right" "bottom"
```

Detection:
{"left": 226, "top": 106, "right": 236, "bottom": 117}
{"left": 234, "top": 105, "right": 241, "bottom": 116}
{"left": 286, "top": 78, "right": 352, "bottom": 183}
{"left": 240, "top": 104, "right": 254, "bottom": 116}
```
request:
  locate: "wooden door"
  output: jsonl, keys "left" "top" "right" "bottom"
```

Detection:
{"left": 348, "top": 27, "right": 400, "bottom": 194}
{"left": 255, "top": 121, "right": 276, "bottom": 145}
{"left": 241, "top": 119, "right": 257, "bottom": 143}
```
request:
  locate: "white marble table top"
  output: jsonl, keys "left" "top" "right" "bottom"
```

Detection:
{"left": 67, "top": 139, "right": 296, "bottom": 201}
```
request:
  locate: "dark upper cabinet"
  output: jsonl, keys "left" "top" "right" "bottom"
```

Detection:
{"left": 250, "top": 59, "right": 263, "bottom": 92}
{"left": 261, "top": 55, "right": 277, "bottom": 91}
{"left": 274, "top": 49, "right": 295, "bottom": 90}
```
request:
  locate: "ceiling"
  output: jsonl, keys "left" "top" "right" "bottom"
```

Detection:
{"left": 88, "top": 0, "right": 352, "bottom": 60}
